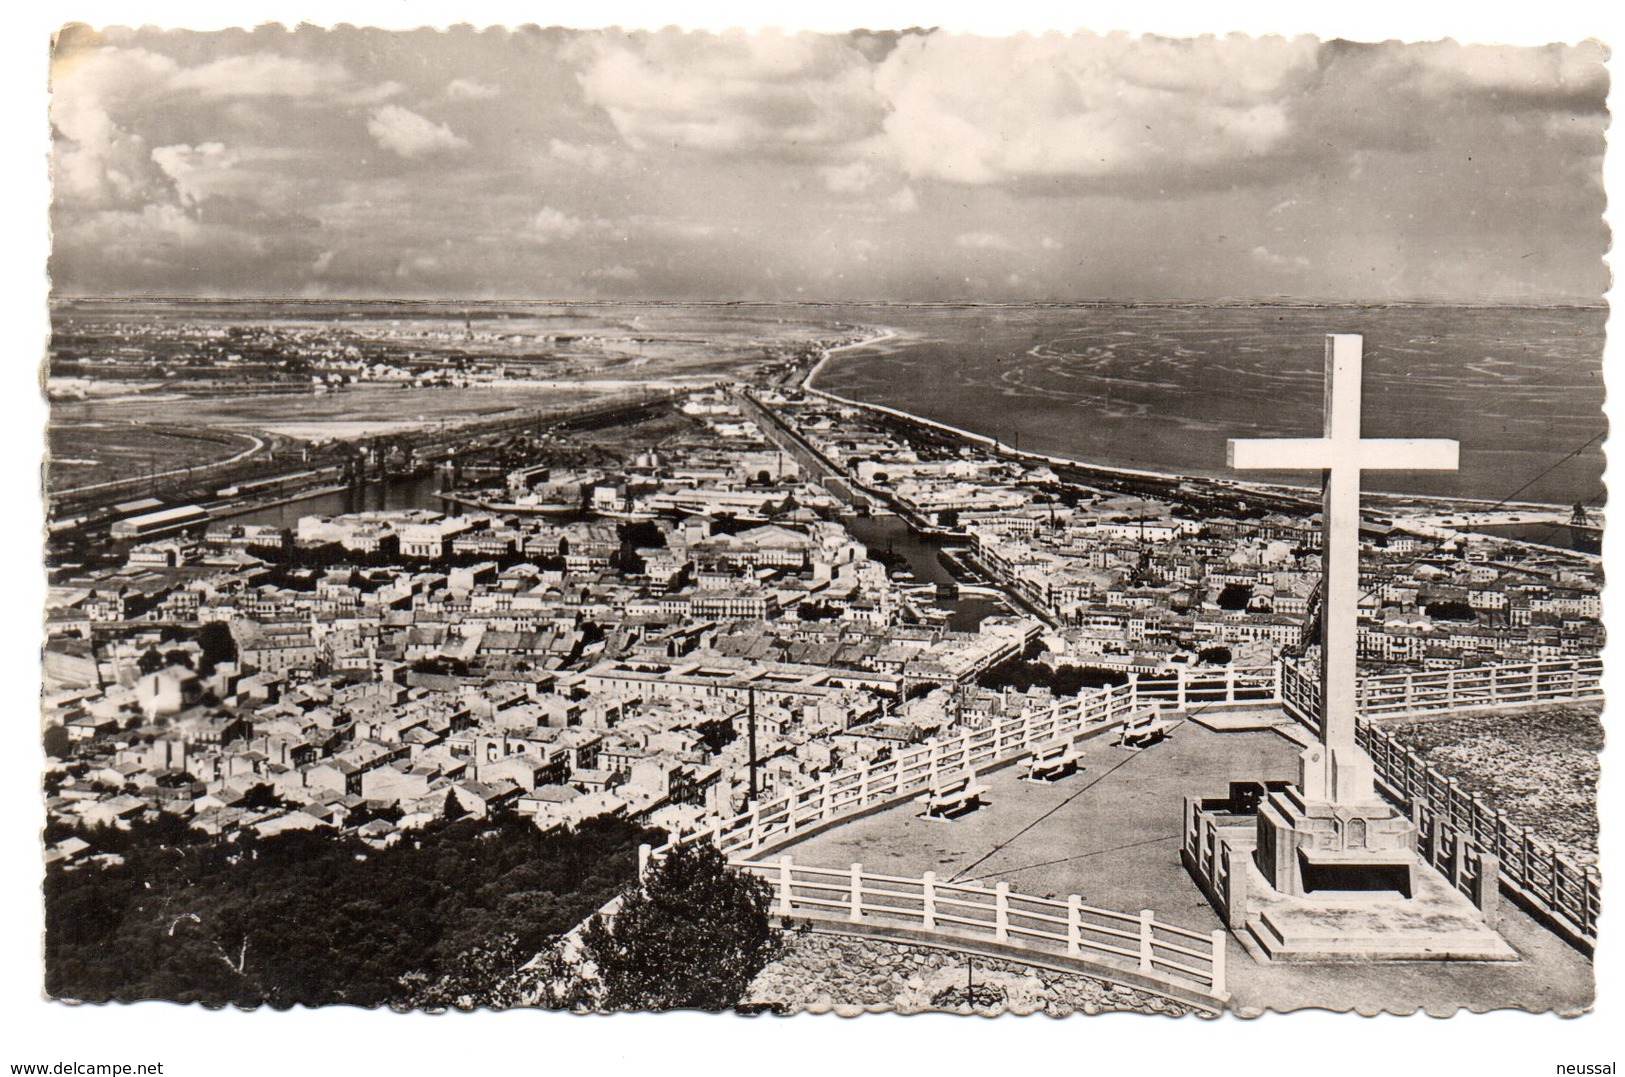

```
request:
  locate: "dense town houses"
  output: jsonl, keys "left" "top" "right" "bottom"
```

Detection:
{"left": 41, "top": 389, "right": 1601, "bottom": 869}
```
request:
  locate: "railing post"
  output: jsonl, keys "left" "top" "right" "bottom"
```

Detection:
{"left": 1066, "top": 895, "right": 1082, "bottom": 956}
{"left": 849, "top": 863, "right": 863, "bottom": 922}
{"left": 1548, "top": 850, "right": 1563, "bottom": 911}
{"left": 922, "top": 871, "right": 937, "bottom": 930}
{"left": 995, "top": 882, "right": 1010, "bottom": 941}
{"left": 636, "top": 843, "right": 651, "bottom": 880}
{"left": 777, "top": 855, "right": 793, "bottom": 917}
{"left": 1474, "top": 853, "right": 1501, "bottom": 928}
{"left": 1210, "top": 929, "right": 1227, "bottom": 996}
{"left": 1138, "top": 909, "right": 1155, "bottom": 972}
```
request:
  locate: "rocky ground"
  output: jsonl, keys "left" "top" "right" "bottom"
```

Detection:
{"left": 743, "top": 930, "right": 1205, "bottom": 1017}
{"left": 1384, "top": 704, "right": 1602, "bottom": 864}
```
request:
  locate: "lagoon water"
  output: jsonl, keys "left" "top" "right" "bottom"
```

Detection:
{"left": 811, "top": 304, "right": 1606, "bottom": 508}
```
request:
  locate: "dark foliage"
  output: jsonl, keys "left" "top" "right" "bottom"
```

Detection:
{"left": 1425, "top": 601, "right": 1477, "bottom": 623}
{"left": 198, "top": 621, "right": 238, "bottom": 670}
{"left": 796, "top": 601, "right": 842, "bottom": 621}
{"left": 1216, "top": 583, "right": 1253, "bottom": 611}
{"left": 44, "top": 724, "right": 71, "bottom": 759}
{"left": 412, "top": 655, "right": 470, "bottom": 677}
{"left": 978, "top": 660, "right": 1128, "bottom": 695}
{"left": 45, "top": 813, "right": 653, "bottom": 1008}
{"left": 578, "top": 841, "right": 776, "bottom": 1011}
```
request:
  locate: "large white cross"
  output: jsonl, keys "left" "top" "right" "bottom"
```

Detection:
{"left": 1227, "top": 334, "right": 1458, "bottom": 804}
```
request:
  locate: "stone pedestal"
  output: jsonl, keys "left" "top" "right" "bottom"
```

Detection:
{"left": 1184, "top": 753, "right": 1516, "bottom": 964}
{"left": 1255, "top": 752, "right": 1418, "bottom": 899}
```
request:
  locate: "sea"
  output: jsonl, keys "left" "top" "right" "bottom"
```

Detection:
{"left": 808, "top": 304, "right": 1606, "bottom": 509}
{"left": 60, "top": 299, "right": 1605, "bottom": 508}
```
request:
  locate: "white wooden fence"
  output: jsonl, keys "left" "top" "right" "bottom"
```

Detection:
{"left": 730, "top": 854, "right": 1227, "bottom": 999}
{"left": 1282, "top": 654, "right": 1602, "bottom": 950}
{"left": 1360, "top": 720, "right": 1600, "bottom": 949}
{"left": 689, "top": 666, "right": 1282, "bottom": 859}
{"left": 1280, "top": 655, "right": 1602, "bottom": 726}
{"left": 558, "top": 655, "right": 1604, "bottom": 988}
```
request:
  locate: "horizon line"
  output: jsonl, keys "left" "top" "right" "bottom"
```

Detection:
{"left": 49, "top": 294, "right": 1610, "bottom": 311}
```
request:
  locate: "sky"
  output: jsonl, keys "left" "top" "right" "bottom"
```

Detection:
{"left": 48, "top": 25, "right": 1609, "bottom": 303}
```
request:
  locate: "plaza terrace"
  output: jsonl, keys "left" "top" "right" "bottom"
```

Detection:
{"left": 762, "top": 713, "right": 1594, "bottom": 1015}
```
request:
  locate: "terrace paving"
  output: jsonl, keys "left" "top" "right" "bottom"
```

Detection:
{"left": 775, "top": 718, "right": 1594, "bottom": 1016}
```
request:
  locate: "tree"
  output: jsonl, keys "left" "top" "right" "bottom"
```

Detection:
{"left": 1198, "top": 646, "right": 1233, "bottom": 665}
{"left": 136, "top": 648, "right": 165, "bottom": 676}
{"left": 1217, "top": 583, "right": 1253, "bottom": 611}
{"left": 238, "top": 783, "right": 284, "bottom": 811}
{"left": 43, "top": 724, "right": 71, "bottom": 759}
{"left": 1426, "top": 601, "right": 1477, "bottom": 623}
{"left": 199, "top": 621, "right": 238, "bottom": 670}
{"left": 578, "top": 841, "right": 776, "bottom": 1011}
{"left": 978, "top": 660, "right": 1127, "bottom": 695}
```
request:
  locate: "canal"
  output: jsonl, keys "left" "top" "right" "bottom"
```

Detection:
{"left": 214, "top": 473, "right": 450, "bottom": 529}
{"left": 841, "top": 513, "right": 1010, "bottom": 632}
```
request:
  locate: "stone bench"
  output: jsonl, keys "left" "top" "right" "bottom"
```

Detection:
{"left": 915, "top": 769, "right": 990, "bottom": 819}
{"left": 1117, "top": 709, "right": 1174, "bottom": 750}
{"left": 1021, "top": 739, "right": 1083, "bottom": 782}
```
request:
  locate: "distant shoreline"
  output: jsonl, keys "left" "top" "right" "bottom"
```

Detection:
{"left": 53, "top": 295, "right": 1608, "bottom": 312}
{"left": 802, "top": 328, "right": 1572, "bottom": 516}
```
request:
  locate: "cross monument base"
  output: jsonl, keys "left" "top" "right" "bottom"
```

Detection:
{"left": 1255, "top": 780, "right": 1416, "bottom": 898}
{"left": 1184, "top": 755, "right": 1517, "bottom": 964}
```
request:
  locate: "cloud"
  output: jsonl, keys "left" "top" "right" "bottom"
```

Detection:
{"left": 51, "top": 46, "right": 179, "bottom": 208}
{"left": 819, "top": 160, "right": 879, "bottom": 193}
{"left": 72, "top": 203, "right": 205, "bottom": 248}
{"left": 874, "top": 33, "right": 1320, "bottom": 189}
{"left": 170, "top": 53, "right": 364, "bottom": 101}
{"left": 1387, "top": 41, "right": 1607, "bottom": 111}
{"left": 150, "top": 142, "right": 228, "bottom": 205}
{"left": 574, "top": 29, "right": 884, "bottom": 156}
{"left": 367, "top": 105, "right": 469, "bottom": 159}
{"left": 528, "top": 206, "right": 587, "bottom": 242}
{"left": 548, "top": 138, "right": 616, "bottom": 173}
{"left": 1250, "top": 244, "right": 1310, "bottom": 269}
{"left": 885, "top": 186, "right": 919, "bottom": 214}
{"left": 52, "top": 42, "right": 406, "bottom": 210}
{"left": 46, "top": 31, "right": 1607, "bottom": 304}
{"left": 445, "top": 77, "right": 499, "bottom": 101}
{"left": 956, "top": 232, "right": 1016, "bottom": 251}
